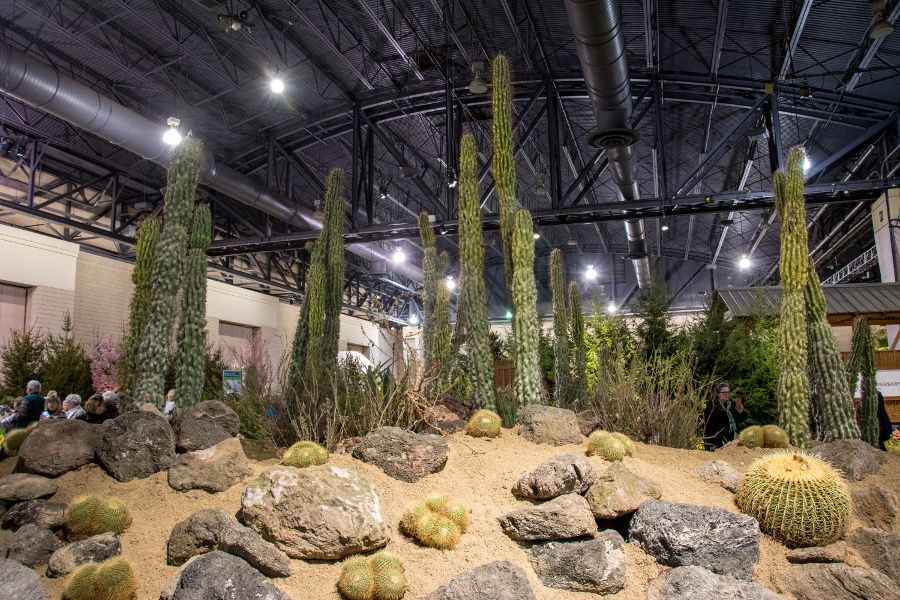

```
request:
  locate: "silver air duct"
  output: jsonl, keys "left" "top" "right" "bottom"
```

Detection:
{"left": 563, "top": 0, "right": 652, "bottom": 288}
{"left": 0, "top": 40, "right": 421, "bottom": 281}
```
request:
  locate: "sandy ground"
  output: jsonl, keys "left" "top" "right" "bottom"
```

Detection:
{"left": 2, "top": 431, "right": 898, "bottom": 600}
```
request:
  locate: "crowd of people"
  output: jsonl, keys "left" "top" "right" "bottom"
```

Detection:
{"left": 0, "top": 380, "right": 129, "bottom": 432}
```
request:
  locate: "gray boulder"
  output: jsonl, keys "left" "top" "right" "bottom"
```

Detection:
{"left": 1, "top": 499, "right": 66, "bottom": 530}
{"left": 786, "top": 541, "right": 848, "bottom": 564}
{"left": 239, "top": 465, "right": 390, "bottom": 559}
{"left": 697, "top": 460, "right": 742, "bottom": 493}
{"left": 96, "top": 410, "right": 176, "bottom": 482}
{"left": 528, "top": 530, "right": 625, "bottom": 594}
{"left": 512, "top": 453, "right": 595, "bottom": 500}
{"left": 629, "top": 499, "right": 760, "bottom": 580}
{"left": 498, "top": 493, "right": 596, "bottom": 541}
{"left": 0, "top": 557, "right": 46, "bottom": 600}
{"left": 516, "top": 405, "right": 582, "bottom": 446}
{"left": 46, "top": 532, "right": 121, "bottom": 578}
{"left": 174, "top": 400, "right": 240, "bottom": 453}
{"left": 352, "top": 426, "right": 449, "bottom": 482}
{"left": 851, "top": 484, "right": 897, "bottom": 530}
{"left": 809, "top": 439, "right": 885, "bottom": 481}
{"left": 168, "top": 437, "right": 252, "bottom": 493}
{"left": 162, "top": 551, "right": 292, "bottom": 600}
{"left": 16, "top": 419, "right": 100, "bottom": 477}
{"left": 420, "top": 561, "right": 537, "bottom": 600}
{"left": 777, "top": 563, "right": 892, "bottom": 600}
{"left": 575, "top": 409, "right": 602, "bottom": 436}
{"left": 585, "top": 462, "right": 661, "bottom": 519}
{"left": 647, "top": 566, "right": 785, "bottom": 600}
{"left": 168, "top": 508, "right": 290, "bottom": 577}
{"left": 0, "top": 473, "right": 57, "bottom": 502}
{"left": 0, "top": 523, "right": 63, "bottom": 567}
{"left": 847, "top": 527, "right": 900, "bottom": 585}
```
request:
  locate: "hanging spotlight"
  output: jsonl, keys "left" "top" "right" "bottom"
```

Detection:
{"left": 447, "top": 169, "right": 458, "bottom": 189}
{"left": 868, "top": 0, "right": 895, "bottom": 39}
{"left": 270, "top": 76, "right": 285, "bottom": 93}
{"left": 660, "top": 220, "right": 669, "bottom": 232}
{"left": 607, "top": 301, "right": 617, "bottom": 314}
{"left": 408, "top": 313, "right": 419, "bottom": 326}
{"left": 533, "top": 232, "right": 541, "bottom": 240}
{"left": 534, "top": 176, "right": 547, "bottom": 197}
{"left": 803, "top": 156, "right": 812, "bottom": 173}
{"left": 739, "top": 253, "right": 752, "bottom": 270}
{"left": 584, "top": 265, "right": 598, "bottom": 281}
{"left": 504, "top": 309, "right": 513, "bottom": 320}
{"left": 469, "top": 61, "right": 488, "bottom": 95}
{"left": 392, "top": 248, "right": 407, "bottom": 264}
{"left": 162, "top": 117, "right": 182, "bottom": 146}
{"left": 799, "top": 80, "right": 813, "bottom": 99}
{"left": 445, "top": 276, "right": 457, "bottom": 291}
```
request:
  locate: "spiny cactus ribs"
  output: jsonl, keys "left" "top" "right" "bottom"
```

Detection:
{"left": 64, "top": 557, "right": 136, "bottom": 600}
{"left": 282, "top": 441, "right": 329, "bottom": 468}
{"left": 400, "top": 495, "right": 469, "bottom": 550}
{"left": 587, "top": 430, "right": 631, "bottom": 461}
{"left": 465, "top": 409, "right": 502, "bottom": 438}
{"left": 338, "top": 552, "right": 406, "bottom": 600}
{"left": 66, "top": 495, "right": 131, "bottom": 537}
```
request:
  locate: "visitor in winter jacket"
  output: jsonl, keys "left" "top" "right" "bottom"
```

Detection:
{"left": 63, "top": 394, "right": 86, "bottom": 420}
{"left": 102, "top": 391, "right": 120, "bottom": 420}
{"left": 703, "top": 381, "right": 747, "bottom": 450}
{"left": 163, "top": 389, "right": 177, "bottom": 421}
{"left": 877, "top": 392, "right": 893, "bottom": 450}
{"left": 0, "top": 381, "right": 45, "bottom": 429}
{"left": 79, "top": 394, "right": 110, "bottom": 424}
{"left": 40, "top": 391, "right": 64, "bottom": 420}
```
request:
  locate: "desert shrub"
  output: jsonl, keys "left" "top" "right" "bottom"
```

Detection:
{"left": 584, "top": 304, "right": 634, "bottom": 389}
{"left": 495, "top": 386, "right": 517, "bottom": 428}
{"left": 225, "top": 331, "right": 274, "bottom": 441}
{"left": 0, "top": 328, "right": 44, "bottom": 397}
{"left": 43, "top": 315, "right": 92, "bottom": 401}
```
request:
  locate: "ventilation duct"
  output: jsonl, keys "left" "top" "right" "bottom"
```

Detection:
{"left": 563, "top": 0, "right": 652, "bottom": 288}
{"left": 0, "top": 40, "right": 421, "bottom": 281}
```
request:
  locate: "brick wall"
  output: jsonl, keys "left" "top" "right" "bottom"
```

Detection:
{"left": 25, "top": 286, "right": 75, "bottom": 338}
{"left": 72, "top": 251, "right": 134, "bottom": 346}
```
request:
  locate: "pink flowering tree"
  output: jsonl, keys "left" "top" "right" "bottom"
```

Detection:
{"left": 88, "top": 335, "right": 120, "bottom": 392}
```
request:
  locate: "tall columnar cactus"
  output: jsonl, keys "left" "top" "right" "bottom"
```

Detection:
{"left": 419, "top": 212, "right": 438, "bottom": 374}
{"left": 774, "top": 147, "right": 811, "bottom": 448}
{"left": 431, "top": 279, "right": 452, "bottom": 393}
{"left": 122, "top": 217, "right": 159, "bottom": 395}
{"left": 511, "top": 209, "right": 545, "bottom": 406}
{"left": 492, "top": 54, "right": 518, "bottom": 303}
{"left": 323, "top": 170, "right": 346, "bottom": 368}
{"left": 568, "top": 282, "right": 587, "bottom": 409}
{"left": 848, "top": 317, "right": 879, "bottom": 446}
{"left": 458, "top": 133, "right": 496, "bottom": 410}
{"left": 175, "top": 205, "right": 211, "bottom": 410}
{"left": 133, "top": 138, "right": 201, "bottom": 408}
{"left": 550, "top": 249, "right": 570, "bottom": 408}
{"left": 805, "top": 256, "right": 860, "bottom": 441}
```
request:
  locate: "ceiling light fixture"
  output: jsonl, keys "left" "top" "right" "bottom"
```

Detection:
{"left": 504, "top": 309, "right": 513, "bottom": 320}
{"left": 607, "top": 301, "right": 617, "bottom": 314}
{"left": 533, "top": 232, "right": 541, "bottom": 240}
{"left": 869, "top": 0, "right": 895, "bottom": 39}
{"left": 445, "top": 276, "right": 457, "bottom": 291}
{"left": 799, "top": 80, "right": 813, "bottom": 99}
{"left": 584, "top": 265, "right": 598, "bottom": 281}
{"left": 163, "top": 117, "right": 182, "bottom": 146}
{"left": 270, "top": 76, "right": 285, "bottom": 93}
{"left": 392, "top": 248, "right": 406, "bottom": 264}
{"left": 803, "top": 156, "right": 812, "bottom": 173}
{"left": 408, "top": 313, "right": 419, "bottom": 326}
{"left": 534, "top": 176, "right": 547, "bottom": 197}
{"left": 739, "top": 253, "right": 752, "bottom": 270}
{"left": 469, "top": 61, "right": 488, "bottom": 94}
{"left": 661, "top": 220, "right": 669, "bottom": 232}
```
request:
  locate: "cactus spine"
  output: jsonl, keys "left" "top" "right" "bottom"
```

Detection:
{"left": 431, "top": 277, "right": 452, "bottom": 393}
{"left": 774, "top": 147, "right": 811, "bottom": 448}
{"left": 66, "top": 496, "right": 132, "bottom": 537}
{"left": 122, "top": 217, "right": 159, "bottom": 395}
{"left": 133, "top": 138, "right": 201, "bottom": 408}
{"left": 491, "top": 54, "right": 518, "bottom": 303}
{"left": 400, "top": 495, "right": 469, "bottom": 549}
{"left": 64, "top": 558, "right": 137, "bottom": 600}
{"left": 458, "top": 133, "right": 496, "bottom": 410}
{"left": 419, "top": 212, "right": 438, "bottom": 375}
{"left": 804, "top": 256, "right": 860, "bottom": 441}
{"left": 175, "top": 205, "right": 211, "bottom": 410}
{"left": 568, "top": 283, "right": 587, "bottom": 409}
{"left": 282, "top": 440, "right": 329, "bottom": 468}
{"left": 465, "top": 409, "right": 502, "bottom": 438}
{"left": 511, "top": 209, "right": 545, "bottom": 406}
{"left": 847, "top": 317, "right": 879, "bottom": 445}
{"left": 550, "top": 249, "right": 570, "bottom": 407}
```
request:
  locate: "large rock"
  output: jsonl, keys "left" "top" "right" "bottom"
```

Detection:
{"left": 1, "top": 499, "right": 66, "bottom": 530}
{"left": 786, "top": 541, "right": 848, "bottom": 564}
{"left": 647, "top": 566, "right": 785, "bottom": 600}
{"left": 809, "top": 439, "right": 885, "bottom": 481}
{"left": 0, "top": 557, "right": 47, "bottom": 600}
{"left": 418, "top": 396, "right": 472, "bottom": 434}
{"left": 239, "top": 465, "right": 389, "bottom": 559}
{"left": 852, "top": 484, "right": 897, "bottom": 530}
{"left": 420, "top": 561, "right": 537, "bottom": 600}
{"left": 512, "top": 453, "right": 596, "bottom": 500}
{"left": 168, "top": 508, "right": 290, "bottom": 577}
{"left": 0, "top": 473, "right": 57, "bottom": 502}
{"left": 847, "top": 527, "right": 900, "bottom": 585}
{"left": 16, "top": 419, "right": 101, "bottom": 477}
{"left": 575, "top": 409, "right": 603, "bottom": 436}
{"left": 46, "top": 533, "right": 121, "bottom": 578}
{"left": 629, "top": 499, "right": 760, "bottom": 580}
{"left": 527, "top": 530, "right": 625, "bottom": 594}
{"left": 96, "top": 410, "right": 176, "bottom": 482}
{"left": 498, "top": 493, "right": 596, "bottom": 541}
{"left": 0, "top": 523, "right": 63, "bottom": 567}
{"left": 697, "top": 460, "right": 742, "bottom": 493}
{"left": 162, "top": 551, "right": 292, "bottom": 600}
{"left": 174, "top": 400, "right": 240, "bottom": 453}
{"left": 777, "top": 563, "right": 892, "bottom": 600}
{"left": 585, "top": 462, "right": 661, "bottom": 519}
{"left": 516, "top": 405, "right": 582, "bottom": 446}
{"left": 168, "top": 437, "right": 252, "bottom": 493}
{"left": 352, "top": 426, "right": 449, "bottom": 482}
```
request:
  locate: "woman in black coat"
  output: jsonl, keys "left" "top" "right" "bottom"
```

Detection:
{"left": 704, "top": 381, "right": 747, "bottom": 450}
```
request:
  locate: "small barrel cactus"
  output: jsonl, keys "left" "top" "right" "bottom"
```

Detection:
{"left": 338, "top": 556, "right": 375, "bottom": 600}
{"left": 338, "top": 553, "right": 406, "bottom": 600}
{"left": 738, "top": 425, "right": 764, "bottom": 448}
{"left": 2, "top": 424, "right": 36, "bottom": 456}
{"left": 736, "top": 451, "right": 849, "bottom": 547}
{"left": 66, "top": 496, "right": 132, "bottom": 537}
{"left": 586, "top": 431, "right": 625, "bottom": 461}
{"left": 762, "top": 425, "right": 790, "bottom": 448}
{"left": 282, "top": 440, "right": 328, "bottom": 468}
{"left": 465, "top": 409, "right": 502, "bottom": 438}
{"left": 64, "top": 557, "right": 136, "bottom": 600}
{"left": 400, "top": 495, "right": 469, "bottom": 549}
{"left": 609, "top": 432, "right": 635, "bottom": 457}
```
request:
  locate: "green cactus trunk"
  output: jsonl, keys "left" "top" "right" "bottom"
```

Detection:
{"left": 805, "top": 256, "right": 860, "bottom": 441}
{"left": 174, "top": 205, "right": 211, "bottom": 410}
{"left": 321, "top": 169, "right": 346, "bottom": 380}
{"left": 458, "top": 133, "right": 496, "bottom": 410}
{"left": 431, "top": 281, "right": 452, "bottom": 395}
{"left": 133, "top": 138, "right": 201, "bottom": 408}
{"left": 550, "top": 249, "right": 570, "bottom": 408}
{"left": 492, "top": 54, "right": 518, "bottom": 306}
{"left": 848, "top": 317, "right": 879, "bottom": 446}
{"left": 774, "top": 147, "right": 811, "bottom": 448}
{"left": 511, "top": 209, "right": 545, "bottom": 406}
{"left": 122, "top": 217, "right": 160, "bottom": 395}
{"left": 568, "top": 282, "right": 587, "bottom": 409}
{"left": 419, "top": 212, "right": 438, "bottom": 375}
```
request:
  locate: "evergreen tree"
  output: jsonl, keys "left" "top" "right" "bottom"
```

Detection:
{"left": 550, "top": 249, "right": 570, "bottom": 407}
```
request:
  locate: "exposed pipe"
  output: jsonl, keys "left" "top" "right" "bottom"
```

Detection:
{"left": 0, "top": 40, "right": 422, "bottom": 281}
{"left": 563, "top": 0, "right": 652, "bottom": 288}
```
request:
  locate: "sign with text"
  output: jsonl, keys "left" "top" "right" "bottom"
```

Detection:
{"left": 223, "top": 370, "right": 242, "bottom": 395}
{"left": 853, "top": 369, "right": 900, "bottom": 398}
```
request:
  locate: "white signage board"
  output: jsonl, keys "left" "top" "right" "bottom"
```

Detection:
{"left": 853, "top": 369, "right": 900, "bottom": 398}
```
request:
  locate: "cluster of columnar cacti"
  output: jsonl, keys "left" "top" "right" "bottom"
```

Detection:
{"left": 121, "top": 217, "right": 159, "bottom": 395}
{"left": 419, "top": 212, "right": 438, "bottom": 375}
{"left": 550, "top": 249, "right": 570, "bottom": 408}
{"left": 586, "top": 430, "right": 627, "bottom": 461}
{"left": 736, "top": 451, "right": 849, "bottom": 548}
{"left": 511, "top": 209, "right": 545, "bottom": 406}
{"left": 465, "top": 409, "right": 502, "bottom": 438}
{"left": 66, "top": 496, "right": 132, "bottom": 537}
{"left": 338, "top": 553, "right": 406, "bottom": 600}
{"left": 847, "top": 317, "right": 879, "bottom": 446}
{"left": 491, "top": 54, "right": 518, "bottom": 303}
{"left": 174, "top": 205, "right": 211, "bottom": 410}
{"left": 804, "top": 256, "right": 861, "bottom": 442}
{"left": 738, "top": 424, "right": 790, "bottom": 448}
{"left": 282, "top": 440, "right": 329, "bottom": 468}
{"left": 133, "top": 138, "right": 201, "bottom": 408}
{"left": 64, "top": 557, "right": 136, "bottom": 600}
{"left": 2, "top": 423, "right": 35, "bottom": 456}
{"left": 568, "top": 283, "right": 587, "bottom": 409}
{"left": 774, "top": 147, "right": 811, "bottom": 448}
{"left": 400, "top": 495, "right": 470, "bottom": 549}
{"left": 458, "top": 134, "right": 495, "bottom": 411}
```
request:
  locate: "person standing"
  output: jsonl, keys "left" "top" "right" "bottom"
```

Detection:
{"left": 703, "top": 381, "right": 747, "bottom": 450}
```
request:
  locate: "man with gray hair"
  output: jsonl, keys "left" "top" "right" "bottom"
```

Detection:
{"left": 63, "top": 394, "right": 86, "bottom": 420}
{"left": 0, "top": 380, "right": 45, "bottom": 430}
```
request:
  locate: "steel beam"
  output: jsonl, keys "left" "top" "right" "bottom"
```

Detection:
{"left": 778, "top": 0, "right": 814, "bottom": 80}
{"left": 806, "top": 111, "right": 897, "bottom": 181}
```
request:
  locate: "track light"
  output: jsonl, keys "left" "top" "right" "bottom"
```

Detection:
{"left": 739, "top": 254, "right": 752, "bottom": 270}
{"left": 445, "top": 276, "right": 457, "bottom": 291}
{"left": 408, "top": 313, "right": 419, "bottom": 326}
{"left": 469, "top": 61, "right": 488, "bottom": 95}
{"left": 270, "top": 76, "right": 285, "bottom": 93}
{"left": 584, "top": 265, "right": 598, "bottom": 281}
{"left": 163, "top": 117, "right": 182, "bottom": 146}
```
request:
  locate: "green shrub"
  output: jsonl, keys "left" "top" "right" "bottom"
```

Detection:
{"left": 495, "top": 386, "right": 517, "bottom": 428}
{"left": 43, "top": 314, "right": 92, "bottom": 401}
{"left": 0, "top": 328, "right": 45, "bottom": 398}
